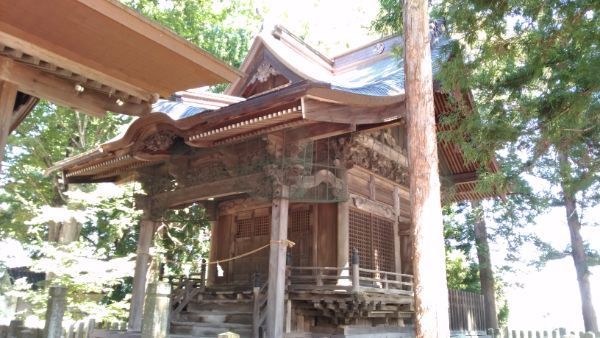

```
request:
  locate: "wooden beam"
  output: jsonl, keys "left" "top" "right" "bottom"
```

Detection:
{"left": 284, "top": 121, "right": 355, "bottom": 144}
{"left": 449, "top": 171, "right": 478, "bottom": 184}
{"left": 0, "top": 56, "right": 150, "bottom": 117}
{"left": 10, "top": 95, "right": 38, "bottom": 133}
{"left": 267, "top": 184, "right": 289, "bottom": 338}
{"left": 302, "top": 97, "right": 406, "bottom": 125}
{"left": 0, "top": 30, "right": 153, "bottom": 102}
{"left": 151, "top": 173, "right": 263, "bottom": 210}
{"left": 0, "top": 80, "right": 17, "bottom": 175}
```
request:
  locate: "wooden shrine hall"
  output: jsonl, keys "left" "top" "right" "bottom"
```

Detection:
{"left": 49, "top": 25, "right": 498, "bottom": 338}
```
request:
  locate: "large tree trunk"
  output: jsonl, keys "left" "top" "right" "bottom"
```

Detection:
{"left": 557, "top": 151, "right": 598, "bottom": 332}
{"left": 471, "top": 200, "right": 499, "bottom": 331}
{"left": 403, "top": 1, "right": 450, "bottom": 336}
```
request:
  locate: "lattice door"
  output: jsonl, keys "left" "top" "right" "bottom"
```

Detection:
{"left": 349, "top": 208, "right": 395, "bottom": 277}
{"left": 288, "top": 206, "right": 313, "bottom": 268}
{"left": 233, "top": 209, "right": 270, "bottom": 284}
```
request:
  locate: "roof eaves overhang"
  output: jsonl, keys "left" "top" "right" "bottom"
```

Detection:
{"left": 49, "top": 81, "right": 408, "bottom": 180}
{"left": 0, "top": 0, "right": 242, "bottom": 121}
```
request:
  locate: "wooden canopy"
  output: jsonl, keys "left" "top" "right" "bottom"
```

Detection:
{"left": 0, "top": 0, "right": 241, "bottom": 118}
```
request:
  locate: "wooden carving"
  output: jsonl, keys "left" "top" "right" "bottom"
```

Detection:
{"left": 350, "top": 193, "right": 396, "bottom": 220}
{"left": 330, "top": 134, "right": 408, "bottom": 185}
{"left": 143, "top": 130, "right": 176, "bottom": 152}
{"left": 249, "top": 62, "right": 280, "bottom": 85}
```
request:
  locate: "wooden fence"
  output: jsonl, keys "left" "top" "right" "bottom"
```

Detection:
{"left": 449, "top": 289, "right": 486, "bottom": 334}
{"left": 492, "top": 328, "right": 599, "bottom": 338}
{"left": 0, "top": 319, "right": 129, "bottom": 338}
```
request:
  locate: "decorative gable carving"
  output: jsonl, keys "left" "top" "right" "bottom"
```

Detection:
{"left": 248, "top": 63, "right": 280, "bottom": 85}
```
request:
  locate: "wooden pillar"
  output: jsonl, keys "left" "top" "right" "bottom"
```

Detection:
{"left": 393, "top": 187, "right": 402, "bottom": 275}
{"left": 337, "top": 169, "right": 350, "bottom": 283}
{"left": 266, "top": 185, "right": 289, "bottom": 338}
{"left": 0, "top": 81, "right": 17, "bottom": 175}
{"left": 205, "top": 201, "right": 218, "bottom": 286}
{"left": 128, "top": 212, "right": 156, "bottom": 332}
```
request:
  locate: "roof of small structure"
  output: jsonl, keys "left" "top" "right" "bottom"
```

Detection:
{"left": 0, "top": 0, "right": 241, "bottom": 124}
{"left": 48, "top": 25, "right": 499, "bottom": 202}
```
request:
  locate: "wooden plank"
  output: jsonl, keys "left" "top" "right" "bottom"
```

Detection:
{"left": 302, "top": 97, "right": 405, "bottom": 125}
{"left": 266, "top": 185, "right": 289, "bottom": 338}
{"left": 151, "top": 173, "right": 264, "bottom": 209}
{"left": 317, "top": 203, "right": 337, "bottom": 268}
{"left": 0, "top": 81, "right": 17, "bottom": 175}
{"left": 0, "top": 56, "right": 150, "bottom": 117}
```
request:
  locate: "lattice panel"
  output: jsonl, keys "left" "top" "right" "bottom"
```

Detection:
{"left": 349, "top": 208, "right": 373, "bottom": 272}
{"left": 372, "top": 214, "right": 395, "bottom": 273}
{"left": 289, "top": 209, "right": 311, "bottom": 232}
{"left": 349, "top": 208, "right": 395, "bottom": 276}
{"left": 254, "top": 215, "right": 271, "bottom": 236}
{"left": 235, "top": 218, "right": 253, "bottom": 238}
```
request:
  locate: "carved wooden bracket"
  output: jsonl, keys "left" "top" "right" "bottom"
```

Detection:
{"left": 290, "top": 169, "right": 346, "bottom": 199}
{"left": 349, "top": 193, "right": 396, "bottom": 220}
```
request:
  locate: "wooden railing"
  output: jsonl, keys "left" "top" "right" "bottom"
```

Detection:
{"left": 169, "top": 274, "right": 205, "bottom": 316}
{"left": 287, "top": 266, "right": 413, "bottom": 295}
{"left": 252, "top": 273, "right": 269, "bottom": 338}
{"left": 286, "top": 249, "right": 413, "bottom": 296}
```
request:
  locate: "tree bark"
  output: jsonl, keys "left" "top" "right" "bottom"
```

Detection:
{"left": 471, "top": 200, "right": 499, "bottom": 331}
{"left": 557, "top": 150, "right": 598, "bottom": 332}
{"left": 403, "top": 1, "right": 450, "bottom": 336}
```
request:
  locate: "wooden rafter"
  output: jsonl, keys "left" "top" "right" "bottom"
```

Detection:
{"left": 0, "top": 0, "right": 240, "bottom": 99}
{"left": 0, "top": 56, "right": 151, "bottom": 117}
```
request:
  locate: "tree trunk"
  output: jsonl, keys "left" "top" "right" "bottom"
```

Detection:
{"left": 557, "top": 150, "right": 598, "bottom": 332}
{"left": 403, "top": 1, "right": 450, "bottom": 336}
{"left": 471, "top": 200, "right": 499, "bottom": 331}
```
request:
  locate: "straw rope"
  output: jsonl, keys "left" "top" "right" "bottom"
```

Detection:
{"left": 161, "top": 239, "right": 295, "bottom": 266}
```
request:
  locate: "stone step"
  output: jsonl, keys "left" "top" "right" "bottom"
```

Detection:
{"left": 192, "top": 296, "right": 253, "bottom": 303}
{"left": 187, "top": 300, "right": 253, "bottom": 313}
{"left": 170, "top": 321, "right": 251, "bottom": 337}
{"left": 178, "top": 311, "right": 252, "bottom": 325}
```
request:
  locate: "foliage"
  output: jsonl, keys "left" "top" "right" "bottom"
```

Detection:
{"left": 125, "top": 0, "right": 260, "bottom": 69}
{"left": 156, "top": 204, "right": 211, "bottom": 275}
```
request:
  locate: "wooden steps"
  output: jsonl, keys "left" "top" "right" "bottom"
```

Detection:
{"left": 170, "top": 289, "right": 254, "bottom": 338}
